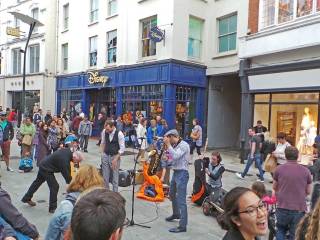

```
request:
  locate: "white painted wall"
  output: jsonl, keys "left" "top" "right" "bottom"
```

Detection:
{"left": 0, "top": 0, "right": 57, "bottom": 111}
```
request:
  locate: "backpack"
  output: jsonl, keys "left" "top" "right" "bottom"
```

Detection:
{"left": 0, "top": 126, "right": 3, "bottom": 145}
{"left": 19, "top": 158, "right": 33, "bottom": 172}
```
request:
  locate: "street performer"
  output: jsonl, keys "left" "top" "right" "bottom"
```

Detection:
{"left": 100, "top": 120, "right": 125, "bottom": 192}
{"left": 163, "top": 129, "right": 190, "bottom": 233}
{"left": 22, "top": 138, "right": 83, "bottom": 213}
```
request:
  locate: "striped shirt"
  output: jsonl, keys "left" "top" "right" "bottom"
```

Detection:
{"left": 167, "top": 140, "right": 190, "bottom": 171}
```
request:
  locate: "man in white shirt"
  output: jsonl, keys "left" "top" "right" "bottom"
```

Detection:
{"left": 100, "top": 120, "right": 125, "bottom": 192}
{"left": 273, "top": 132, "right": 291, "bottom": 165}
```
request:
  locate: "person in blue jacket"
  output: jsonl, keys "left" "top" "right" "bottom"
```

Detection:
{"left": 147, "top": 119, "right": 157, "bottom": 145}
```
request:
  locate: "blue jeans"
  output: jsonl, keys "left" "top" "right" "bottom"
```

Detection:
{"left": 169, "top": 170, "right": 189, "bottom": 229}
{"left": 242, "top": 153, "right": 264, "bottom": 180}
{"left": 276, "top": 208, "right": 305, "bottom": 240}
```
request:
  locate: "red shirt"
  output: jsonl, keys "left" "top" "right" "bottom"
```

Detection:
{"left": 7, "top": 112, "right": 16, "bottom": 122}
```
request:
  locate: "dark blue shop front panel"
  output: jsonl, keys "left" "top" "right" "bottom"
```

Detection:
{"left": 171, "top": 63, "right": 206, "bottom": 87}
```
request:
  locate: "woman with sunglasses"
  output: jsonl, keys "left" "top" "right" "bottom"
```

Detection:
{"left": 218, "top": 187, "right": 268, "bottom": 240}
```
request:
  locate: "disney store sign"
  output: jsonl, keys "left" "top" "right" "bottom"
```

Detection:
{"left": 87, "top": 71, "right": 109, "bottom": 87}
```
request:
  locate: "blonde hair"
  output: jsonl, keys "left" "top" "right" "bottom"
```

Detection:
{"left": 296, "top": 199, "right": 320, "bottom": 240}
{"left": 67, "top": 164, "right": 104, "bottom": 193}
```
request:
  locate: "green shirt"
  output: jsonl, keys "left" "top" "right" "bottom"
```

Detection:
{"left": 0, "top": 120, "right": 8, "bottom": 130}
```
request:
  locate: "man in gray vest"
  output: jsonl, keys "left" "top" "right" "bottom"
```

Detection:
{"left": 163, "top": 129, "right": 190, "bottom": 233}
{"left": 100, "top": 120, "right": 125, "bottom": 192}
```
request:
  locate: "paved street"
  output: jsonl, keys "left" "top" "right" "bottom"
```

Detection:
{"left": 0, "top": 139, "right": 273, "bottom": 240}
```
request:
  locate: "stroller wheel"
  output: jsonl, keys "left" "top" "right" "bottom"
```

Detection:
{"left": 202, "top": 200, "right": 212, "bottom": 216}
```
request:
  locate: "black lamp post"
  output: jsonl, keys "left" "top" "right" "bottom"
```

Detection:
{"left": 9, "top": 12, "right": 43, "bottom": 119}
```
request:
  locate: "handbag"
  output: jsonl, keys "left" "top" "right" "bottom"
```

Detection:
{"left": 264, "top": 154, "right": 277, "bottom": 173}
{"left": 22, "top": 135, "right": 33, "bottom": 146}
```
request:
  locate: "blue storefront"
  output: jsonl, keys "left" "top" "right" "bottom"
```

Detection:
{"left": 56, "top": 59, "right": 206, "bottom": 137}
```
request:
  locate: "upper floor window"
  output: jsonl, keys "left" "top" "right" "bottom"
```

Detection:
{"left": 108, "top": 0, "right": 117, "bottom": 16}
{"left": 63, "top": 4, "right": 69, "bottom": 30}
{"left": 29, "top": 44, "right": 40, "bottom": 73}
{"left": 14, "top": 16, "right": 20, "bottom": 28}
{"left": 31, "top": 8, "right": 39, "bottom": 32}
{"left": 218, "top": 14, "right": 237, "bottom": 53}
{"left": 90, "top": 0, "right": 99, "bottom": 23}
{"left": 107, "top": 30, "right": 117, "bottom": 64}
{"left": 89, "top": 36, "right": 98, "bottom": 67}
{"left": 141, "top": 16, "right": 157, "bottom": 57}
{"left": 260, "top": 0, "right": 320, "bottom": 29}
{"left": 62, "top": 43, "right": 68, "bottom": 71}
{"left": 12, "top": 48, "right": 21, "bottom": 75}
{"left": 188, "top": 16, "right": 203, "bottom": 58}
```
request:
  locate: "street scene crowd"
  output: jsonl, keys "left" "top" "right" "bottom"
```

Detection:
{"left": 0, "top": 106, "right": 320, "bottom": 240}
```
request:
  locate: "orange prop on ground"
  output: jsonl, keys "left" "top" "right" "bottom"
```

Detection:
{"left": 137, "top": 163, "right": 165, "bottom": 202}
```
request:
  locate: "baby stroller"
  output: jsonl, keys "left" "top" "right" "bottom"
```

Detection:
{"left": 202, "top": 188, "right": 227, "bottom": 217}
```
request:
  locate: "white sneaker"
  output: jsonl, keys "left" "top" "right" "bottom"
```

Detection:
{"left": 236, "top": 172, "right": 244, "bottom": 180}
{"left": 7, "top": 167, "right": 14, "bottom": 172}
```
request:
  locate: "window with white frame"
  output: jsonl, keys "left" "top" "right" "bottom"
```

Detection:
{"left": 188, "top": 16, "right": 203, "bottom": 58}
{"left": 12, "top": 48, "right": 21, "bottom": 75}
{"left": 279, "top": 0, "right": 294, "bottom": 23}
{"left": 260, "top": 0, "right": 320, "bottom": 28}
{"left": 63, "top": 4, "right": 69, "bottom": 30}
{"left": 90, "top": 0, "right": 99, "bottom": 23}
{"left": 31, "top": 8, "right": 39, "bottom": 32}
{"left": 89, "top": 36, "right": 97, "bottom": 67}
{"left": 14, "top": 16, "right": 20, "bottom": 28}
{"left": 141, "top": 16, "right": 157, "bottom": 57}
{"left": 107, "top": 30, "right": 117, "bottom": 64}
{"left": 218, "top": 14, "right": 237, "bottom": 53}
{"left": 29, "top": 44, "right": 40, "bottom": 73}
{"left": 108, "top": 0, "right": 117, "bottom": 16}
{"left": 62, "top": 43, "right": 68, "bottom": 71}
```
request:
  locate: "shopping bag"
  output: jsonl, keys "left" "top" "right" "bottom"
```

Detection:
{"left": 22, "top": 135, "right": 33, "bottom": 146}
{"left": 264, "top": 154, "right": 277, "bottom": 173}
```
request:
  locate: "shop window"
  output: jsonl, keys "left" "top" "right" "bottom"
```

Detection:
{"left": 60, "top": 90, "right": 83, "bottom": 119}
{"left": 297, "top": 0, "right": 313, "bottom": 17}
{"left": 62, "top": 43, "right": 68, "bottom": 71}
{"left": 29, "top": 44, "right": 40, "bottom": 73}
{"left": 218, "top": 14, "right": 237, "bottom": 53}
{"left": 12, "top": 48, "right": 21, "bottom": 75}
{"left": 272, "top": 92, "right": 319, "bottom": 102}
{"left": 63, "top": 3, "right": 69, "bottom": 30}
{"left": 278, "top": 0, "right": 294, "bottom": 23}
{"left": 108, "top": 0, "right": 117, "bottom": 16}
{"left": 270, "top": 104, "right": 318, "bottom": 150}
{"left": 107, "top": 30, "right": 117, "bottom": 64}
{"left": 254, "top": 104, "right": 270, "bottom": 130}
{"left": 260, "top": 0, "right": 275, "bottom": 28}
{"left": 89, "top": 36, "right": 97, "bottom": 67}
{"left": 31, "top": 8, "right": 39, "bottom": 32}
{"left": 90, "top": 0, "right": 99, "bottom": 23}
{"left": 255, "top": 94, "right": 270, "bottom": 103}
{"left": 188, "top": 16, "right": 203, "bottom": 58}
{"left": 141, "top": 16, "right": 157, "bottom": 57}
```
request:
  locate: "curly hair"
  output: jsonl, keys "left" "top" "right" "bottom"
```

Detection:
{"left": 67, "top": 164, "right": 104, "bottom": 193}
{"left": 296, "top": 199, "right": 320, "bottom": 240}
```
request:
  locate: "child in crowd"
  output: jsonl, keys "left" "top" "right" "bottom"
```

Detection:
{"left": 18, "top": 151, "right": 33, "bottom": 173}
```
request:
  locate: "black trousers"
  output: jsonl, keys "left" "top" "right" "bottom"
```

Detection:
{"left": 190, "top": 142, "right": 201, "bottom": 155}
{"left": 80, "top": 135, "right": 89, "bottom": 150}
{"left": 23, "top": 169, "right": 59, "bottom": 211}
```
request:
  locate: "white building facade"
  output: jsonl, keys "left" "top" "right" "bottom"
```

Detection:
{"left": 55, "top": 0, "right": 248, "bottom": 141}
{"left": 0, "top": 0, "right": 57, "bottom": 115}
{"left": 239, "top": 0, "right": 320, "bottom": 154}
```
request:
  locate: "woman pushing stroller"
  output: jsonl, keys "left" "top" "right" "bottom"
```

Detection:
{"left": 205, "top": 152, "right": 225, "bottom": 203}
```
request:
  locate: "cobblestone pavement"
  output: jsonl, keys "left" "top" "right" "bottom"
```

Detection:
{"left": 0, "top": 139, "right": 272, "bottom": 240}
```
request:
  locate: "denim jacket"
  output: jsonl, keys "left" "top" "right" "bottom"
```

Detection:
{"left": 45, "top": 192, "right": 80, "bottom": 240}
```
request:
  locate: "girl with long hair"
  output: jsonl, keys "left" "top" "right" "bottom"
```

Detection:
{"left": 45, "top": 164, "right": 104, "bottom": 240}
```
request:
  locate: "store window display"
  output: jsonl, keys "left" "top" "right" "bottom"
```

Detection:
{"left": 254, "top": 93, "right": 320, "bottom": 160}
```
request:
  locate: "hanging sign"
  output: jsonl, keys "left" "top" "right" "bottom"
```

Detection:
{"left": 149, "top": 26, "right": 165, "bottom": 42}
{"left": 6, "top": 27, "right": 20, "bottom": 37}
{"left": 87, "top": 71, "right": 109, "bottom": 87}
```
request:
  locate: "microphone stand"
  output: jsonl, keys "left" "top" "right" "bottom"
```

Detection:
{"left": 129, "top": 137, "right": 151, "bottom": 228}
